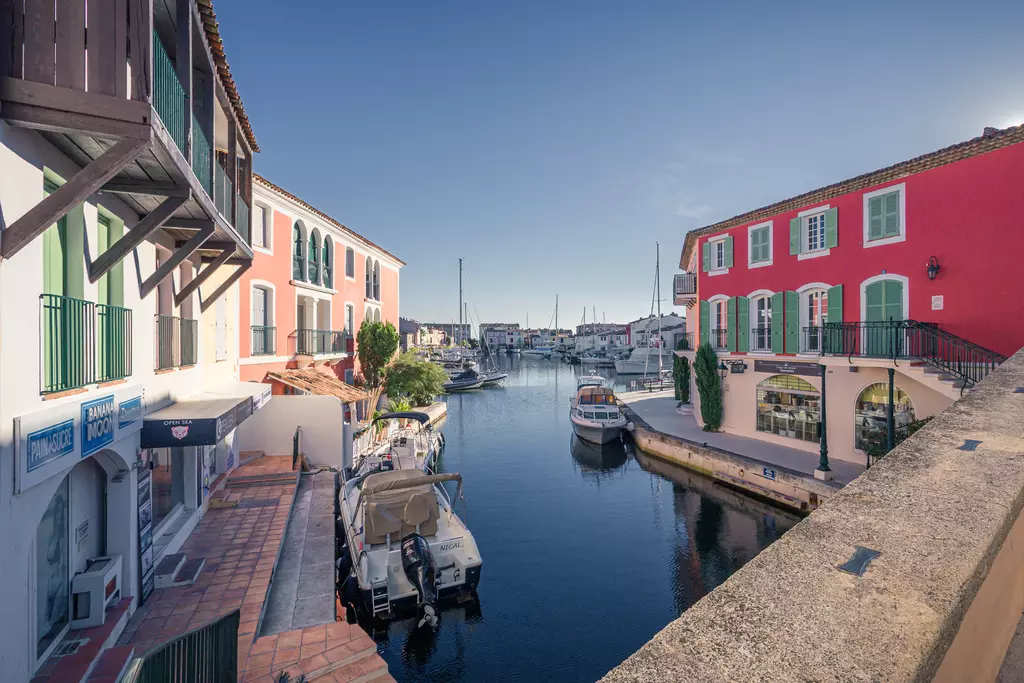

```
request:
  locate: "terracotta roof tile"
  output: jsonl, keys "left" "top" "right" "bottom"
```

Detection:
{"left": 679, "top": 124, "right": 1024, "bottom": 268}
{"left": 253, "top": 174, "right": 406, "bottom": 266}
{"left": 196, "top": 0, "right": 259, "bottom": 152}
{"left": 265, "top": 369, "right": 370, "bottom": 403}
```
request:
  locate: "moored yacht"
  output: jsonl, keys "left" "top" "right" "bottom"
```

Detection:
{"left": 614, "top": 346, "right": 674, "bottom": 375}
{"left": 337, "top": 455, "right": 482, "bottom": 627}
{"left": 569, "top": 384, "right": 627, "bottom": 445}
{"left": 443, "top": 368, "right": 485, "bottom": 392}
{"left": 351, "top": 412, "right": 444, "bottom": 476}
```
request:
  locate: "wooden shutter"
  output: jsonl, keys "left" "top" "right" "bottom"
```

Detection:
{"left": 868, "top": 196, "right": 884, "bottom": 240}
{"left": 699, "top": 300, "right": 710, "bottom": 346}
{"left": 726, "top": 297, "right": 737, "bottom": 351}
{"left": 785, "top": 290, "right": 799, "bottom": 353}
{"left": 826, "top": 284, "right": 843, "bottom": 323}
{"left": 771, "top": 292, "right": 784, "bottom": 353}
{"left": 702, "top": 242, "right": 710, "bottom": 272}
{"left": 789, "top": 218, "right": 801, "bottom": 255}
{"left": 865, "top": 281, "right": 884, "bottom": 321}
{"left": 884, "top": 279, "right": 903, "bottom": 320}
{"left": 824, "top": 207, "right": 838, "bottom": 249}
{"left": 883, "top": 191, "right": 900, "bottom": 237}
{"left": 724, "top": 236, "right": 734, "bottom": 268}
{"left": 737, "top": 296, "right": 750, "bottom": 352}
{"left": 751, "top": 228, "right": 767, "bottom": 263}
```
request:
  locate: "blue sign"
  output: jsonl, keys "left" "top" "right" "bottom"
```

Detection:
{"left": 26, "top": 419, "right": 75, "bottom": 472}
{"left": 118, "top": 396, "right": 143, "bottom": 429}
{"left": 82, "top": 395, "right": 116, "bottom": 457}
{"left": 763, "top": 467, "right": 776, "bottom": 481}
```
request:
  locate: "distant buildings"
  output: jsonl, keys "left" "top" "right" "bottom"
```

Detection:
{"left": 419, "top": 322, "right": 472, "bottom": 345}
{"left": 628, "top": 313, "right": 688, "bottom": 350}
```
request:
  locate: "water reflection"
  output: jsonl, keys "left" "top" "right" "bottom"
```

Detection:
{"left": 569, "top": 433, "right": 630, "bottom": 479}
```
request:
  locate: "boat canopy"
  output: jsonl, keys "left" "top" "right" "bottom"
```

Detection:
{"left": 576, "top": 386, "right": 616, "bottom": 405}
{"left": 364, "top": 470, "right": 462, "bottom": 495}
{"left": 372, "top": 411, "right": 431, "bottom": 425}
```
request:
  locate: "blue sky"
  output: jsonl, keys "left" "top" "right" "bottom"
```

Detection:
{"left": 218, "top": 0, "right": 1024, "bottom": 329}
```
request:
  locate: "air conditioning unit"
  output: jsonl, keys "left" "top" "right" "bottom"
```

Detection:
{"left": 70, "top": 555, "right": 122, "bottom": 629}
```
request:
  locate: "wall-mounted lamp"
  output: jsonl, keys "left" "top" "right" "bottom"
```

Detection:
{"left": 717, "top": 361, "right": 729, "bottom": 379}
{"left": 927, "top": 256, "right": 941, "bottom": 281}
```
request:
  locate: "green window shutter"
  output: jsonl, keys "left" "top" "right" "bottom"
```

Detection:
{"left": 699, "top": 300, "right": 710, "bottom": 346}
{"left": 883, "top": 191, "right": 900, "bottom": 237}
{"left": 865, "top": 281, "right": 884, "bottom": 322}
{"left": 726, "top": 297, "right": 737, "bottom": 351}
{"left": 702, "top": 242, "right": 710, "bottom": 272}
{"left": 868, "top": 196, "right": 884, "bottom": 240}
{"left": 62, "top": 204, "right": 85, "bottom": 299}
{"left": 750, "top": 228, "right": 768, "bottom": 263}
{"left": 737, "top": 296, "right": 750, "bottom": 352}
{"left": 771, "top": 292, "right": 784, "bottom": 353}
{"left": 824, "top": 207, "right": 838, "bottom": 249}
{"left": 785, "top": 291, "right": 799, "bottom": 353}
{"left": 789, "top": 218, "right": 801, "bottom": 255}
{"left": 884, "top": 279, "right": 903, "bottom": 320}
{"left": 724, "top": 236, "right": 734, "bottom": 268}
{"left": 826, "top": 284, "right": 843, "bottom": 323}
{"left": 97, "top": 215, "right": 110, "bottom": 306}
{"left": 108, "top": 216, "right": 124, "bottom": 307}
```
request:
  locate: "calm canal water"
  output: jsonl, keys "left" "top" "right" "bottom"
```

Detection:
{"left": 372, "top": 354, "right": 799, "bottom": 682}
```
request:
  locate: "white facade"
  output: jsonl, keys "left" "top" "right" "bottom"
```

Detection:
{"left": 0, "top": 121, "right": 251, "bottom": 679}
{"left": 629, "top": 313, "right": 686, "bottom": 348}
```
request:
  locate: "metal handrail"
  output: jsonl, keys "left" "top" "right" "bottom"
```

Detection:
{"left": 750, "top": 326, "right": 772, "bottom": 352}
{"left": 122, "top": 609, "right": 239, "bottom": 683}
{"left": 251, "top": 325, "right": 276, "bottom": 355}
{"left": 674, "top": 272, "right": 697, "bottom": 295}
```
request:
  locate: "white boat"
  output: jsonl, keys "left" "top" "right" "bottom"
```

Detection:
{"left": 351, "top": 412, "right": 444, "bottom": 476}
{"left": 614, "top": 346, "right": 674, "bottom": 375}
{"left": 522, "top": 346, "right": 554, "bottom": 358}
{"left": 337, "top": 456, "right": 482, "bottom": 627}
{"left": 577, "top": 373, "right": 608, "bottom": 388}
{"left": 570, "top": 384, "right": 627, "bottom": 445}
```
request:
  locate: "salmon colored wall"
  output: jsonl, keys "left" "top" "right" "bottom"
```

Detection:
{"left": 239, "top": 208, "right": 296, "bottom": 363}
{"left": 381, "top": 267, "right": 399, "bottom": 325}
{"left": 695, "top": 143, "right": 1024, "bottom": 357}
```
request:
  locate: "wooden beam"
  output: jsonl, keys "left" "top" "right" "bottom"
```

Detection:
{"left": 1, "top": 136, "right": 148, "bottom": 259}
{"left": 191, "top": 241, "right": 236, "bottom": 252}
{"left": 87, "top": 195, "right": 187, "bottom": 283}
{"left": 164, "top": 218, "right": 215, "bottom": 231}
{"left": 55, "top": 0, "right": 85, "bottom": 90}
{"left": 140, "top": 223, "right": 214, "bottom": 297}
{"left": 200, "top": 261, "right": 252, "bottom": 313}
{"left": 174, "top": 245, "right": 233, "bottom": 306}
{"left": 1, "top": 101, "right": 152, "bottom": 140}
{"left": 101, "top": 180, "right": 190, "bottom": 197}
{"left": 200, "top": 256, "right": 249, "bottom": 266}
{"left": 1, "top": 77, "right": 152, "bottom": 125}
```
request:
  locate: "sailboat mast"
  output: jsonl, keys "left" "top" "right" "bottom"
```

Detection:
{"left": 657, "top": 242, "right": 663, "bottom": 375}
{"left": 555, "top": 294, "right": 558, "bottom": 350}
{"left": 458, "top": 258, "right": 463, "bottom": 348}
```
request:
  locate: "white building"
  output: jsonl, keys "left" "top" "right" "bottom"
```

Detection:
{"left": 628, "top": 313, "right": 687, "bottom": 348}
{"left": 0, "top": 3, "right": 269, "bottom": 679}
{"left": 574, "top": 324, "right": 629, "bottom": 351}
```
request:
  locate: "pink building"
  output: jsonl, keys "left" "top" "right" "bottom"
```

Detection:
{"left": 239, "top": 175, "right": 403, "bottom": 392}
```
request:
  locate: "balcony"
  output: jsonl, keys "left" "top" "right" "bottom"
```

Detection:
{"left": 251, "top": 326, "right": 277, "bottom": 356}
{"left": 674, "top": 272, "right": 697, "bottom": 306}
{"left": 1, "top": 1, "right": 256, "bottom": 292}
{"left": 710, "top": 328, "right": 728, "bottom": 351}
{"left": 673, "top": 331, "right": 694, "bottom": 351}
{"left": 155, "top": 315, "right": 197, "bottom": 370}
{"left": 295, "top": 329, "right": 348, "bottom": 356}
{"left": 40, "top": 295, "right": 132, "bottom": 394}
{"left": 751, "top": 326, "right": 773, "bottom": 353}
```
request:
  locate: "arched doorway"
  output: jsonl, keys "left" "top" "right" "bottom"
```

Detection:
{"left": 855, "top": 382, "right": 916, "bottom": 451}
{"left": 756, "top": 375, "right": 821, "bottom": 443}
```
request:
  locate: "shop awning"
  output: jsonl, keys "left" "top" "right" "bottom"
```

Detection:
{"left": 265, "top": 369, "right": 369, "bottom": 402}
{"left": 142, "top": 395, "right": 253, "bottom": 448}
{"left": 206, "top": 381, "right": 273, "bottom": 412}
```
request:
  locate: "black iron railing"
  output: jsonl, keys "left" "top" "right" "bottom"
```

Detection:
{"left": 41, "top": 295, "right": 96, "bottom": 394}
{"left": 674, "top": 331, "right": 694, "bottom": 350}
{"left": 296, "top": 329, "right": 348, "bottom": 355}
{"left": 674, "top": 272, "right": 697, "bottom": 296}
{"left": 750, "top": 326, "right": 772, "bottom": 352}
{"left": 123, "top": 609, "right": 239, "bottom": 683}
{"left": 813, "top": 320, "right": 1007, "bottom": 389}
{"left": 251, "top": 325, "right": 276, "bottom": 356}
{"left": 180, "top": 318, "right": 198, "bottom": 366}
{"left": 710, "top": 328, "right": 728, "bottom": 350}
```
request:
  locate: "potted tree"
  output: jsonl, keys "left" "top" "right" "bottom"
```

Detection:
{"left": 673, "top": 352, "right": 693, "bottom": 415}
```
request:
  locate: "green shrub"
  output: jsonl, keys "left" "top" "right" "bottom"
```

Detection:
{"left": 673, "top": 354, "right": 691, "bottom": 404}
{"left": 356, "top": 320, "right": 400, "bottom": 388}
{"left": 693, "top": 343, "right": 722, "bottom": 430}
{"left": 386, "top": 351, "right": 449, "bottom": 406}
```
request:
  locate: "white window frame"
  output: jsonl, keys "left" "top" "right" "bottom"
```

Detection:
{"left": 747, "top": 221, "right": 773, "bottom": 268}
{"left": 797, "top": 282, "right": 833, "bottom": 355}
{"left": 797, "top": 204, "right": 831, "bottom": 261}
{"left": 252, "top": 202, "right": 272, "bottom": 255}
{"left": 708, "top": 236, "right": 729, "bottom": 276}
{"left": 707, "top": 294, "right": 730, "bottom": 350}
{"left": 748, "top": 289, "right": 775, "bottom": 353}
{"left": 859, "top": 273, "right": 910, "bottom": 322}
{"left": 863, "top": 183, "right": 907, "bottom": 248}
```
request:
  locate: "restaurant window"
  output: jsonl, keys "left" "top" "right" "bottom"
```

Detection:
{"left": 150, "top": 448, "right": 186, "bottom": 531}
{"left": 36, "top": 475, "right": 70, "bottom": 660}
{"left": 756, "top": 375, "right": 820, "bottom": 443}
{"left": 855, "top": 383, "right": 916, "bottom": 451}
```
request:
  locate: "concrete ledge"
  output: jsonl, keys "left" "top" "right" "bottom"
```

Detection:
{"left": 602, "top": 347, "right": 1024, "bottom": 683}
{"left": 622, "top": 403, "right": 839, "bottom": 514}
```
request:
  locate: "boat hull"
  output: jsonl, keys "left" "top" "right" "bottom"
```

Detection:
{"left": 614, "top": 357, "right": 672, "bottom": 374}
{"left": 443, "top": 379, "right": 484, "bottom": 392}
{"left": 571, "top": 421, "right": 624, "bottom": 445}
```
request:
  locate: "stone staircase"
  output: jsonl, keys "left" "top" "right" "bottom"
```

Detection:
{"left": 901, "top": 361, "right": 969, "bottom": 400}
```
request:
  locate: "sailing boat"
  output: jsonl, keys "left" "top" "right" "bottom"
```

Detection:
{"left": 522, "top": 298, "right": 557, "bottom": 358}
{"left": 615, "top": 243, "right": 674, "bottom": 376}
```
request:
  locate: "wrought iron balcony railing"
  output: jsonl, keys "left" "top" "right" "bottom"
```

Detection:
{"left": 750, "top": 326, "right": 773, "bottom": 352}
{"left": 251, "top": 325, "right": 276, "bottom": 356}
{"left": 295, "top": 329, "right": 348, "bottom": 356}
{"left": 674, "top": 272, "right": 697, "bottom": 296}
{"left": 97, "top": 304, "right": 133, "bottom": 383}
{"left": 180, "top": 318, "right": 198, "bottom": 366}
{"left": 710, "top": 328, "right": 728, "bottom": 351}
{"left": 41, "top": 295, "right": 96, "bottom": 394}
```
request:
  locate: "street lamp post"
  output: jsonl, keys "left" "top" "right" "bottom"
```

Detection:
{"left": 815, "top": 363, "right": 833, "bottom": 480}
{"left": 887, "top": 367, "right": 896, "bottom": 452}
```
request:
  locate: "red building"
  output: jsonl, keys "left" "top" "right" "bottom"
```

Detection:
{"left": 675, "top": 125, "right": 1023, "bottom": 467}
{"left": 238, "top": 175, "right": 404, "bottom": 395}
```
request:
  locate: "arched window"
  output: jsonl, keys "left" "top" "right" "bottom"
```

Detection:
{"left": 308, "top": 231, "right": 320, "bottom": 284}
{"left": 374, "top": 308, "right": 381, "bottom": 322}
{"left": 365, "top": 306, "right": 372, "bottom": 323}
{"left": 750, "top": 293, "right": 773, "bottom": 352}
{"left": 365, "top": 256, "right": 373, "bottom": 298}
{"left": 756, "top": 375, "right": 820, "bottom": 443}
{"left": 373, "top": 260, "right": 380, "bottom": 300}
{"left": 801, "top": 288, "right": 828, "bottom": 353}
{"left": 292, "top": 223, "right": 306, "bottom": 281}
{"left": 251, "top": 285, "right": 274, "bottom": 355}
{"left": 322, "top": 237, "right": 333, "bottom": 289}
{"left": 855, "top": 383, "right": 915, "bottom": 452}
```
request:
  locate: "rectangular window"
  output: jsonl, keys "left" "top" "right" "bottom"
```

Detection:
{"left": 252, "top": 205, "right": 267, "bottom": 248}
{"left": 805, "top": 214, "right": 826, "bottom": 252}
{"left": 346, "top": 248, "right": 355, "bottom": 278}
{"left": 749, "top": 225, "right": 771, "bottom": 264}
{"left": 715, "top": 241, "right": 726, "bottom": 269}
{"left": 868, "top": 190, "right": 901, "bottom": 239}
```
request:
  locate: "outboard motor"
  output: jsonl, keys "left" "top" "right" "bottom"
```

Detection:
{"left": 401, "top": 533, "right": 439, "bottom": 628}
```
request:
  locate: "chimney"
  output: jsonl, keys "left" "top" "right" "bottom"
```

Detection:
{"left": 983, "top": 127, "right": 1000, "bottom": 138}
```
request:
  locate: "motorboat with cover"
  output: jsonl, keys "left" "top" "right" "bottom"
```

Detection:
{"left": 521, "top": 346, "right": 554, "bottom": 358}
{"left": 577, "top": 373, "right": 608, "bottom": 389}
{"left": 351, "top": 411, "right": 444, "bottom": 476}
{"left": 570, "top": 384, "right": 628, "bottom": 445}
{"left": 337, "top": 458, "right": 482, "bottom": 627}
{"left": 443, "top": 369, "right": 485, "bottom": 392}
{"left": 480, "top": 371, "right": 508, "bottom": 387}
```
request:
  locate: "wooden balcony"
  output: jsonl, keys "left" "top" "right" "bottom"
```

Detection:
{"left": 1, "top": 0, "right": 257, "bottom": 308}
